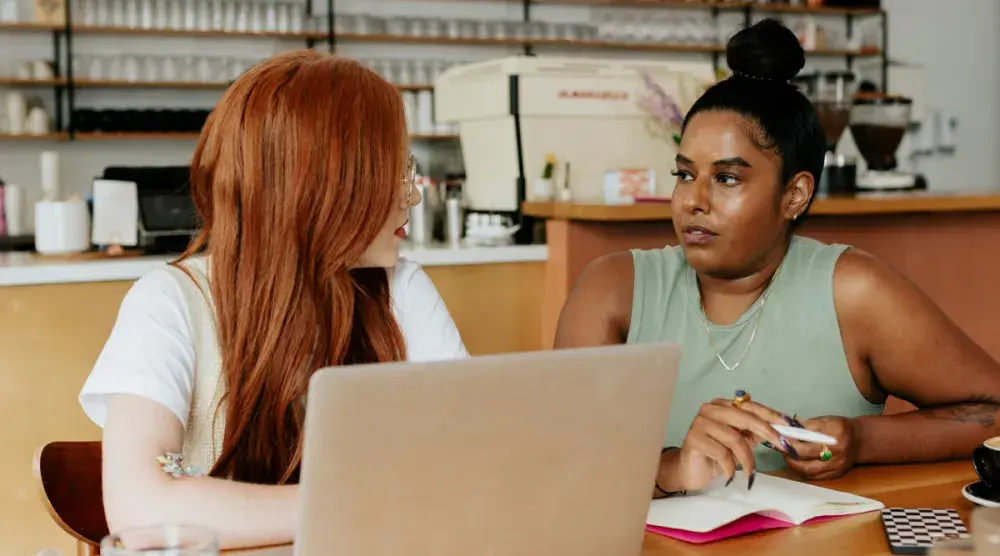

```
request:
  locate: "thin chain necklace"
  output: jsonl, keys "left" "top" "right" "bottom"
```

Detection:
{"left": 688, "top": 265, "right": 783, "bottom": 372}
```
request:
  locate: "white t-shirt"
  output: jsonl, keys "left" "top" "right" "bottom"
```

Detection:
{"left": 79, "top": 257, "right": 468, "bottom": 429}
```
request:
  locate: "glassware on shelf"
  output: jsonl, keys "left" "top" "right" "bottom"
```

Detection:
{"left": 182, "top": 0, "right": 195, "bottom": 30}
{"left": 276, "top": 2, "right": 290, "bottom": 33}
{"left": 458, "top": 19, "right": 476, "bottom": 39}
{"left": 195, "top": 0, "right": 211, "bottom": 30}
{"left": 263, "top": 1, "right": 277, "bottom": 32}
{"left": 154, "top": 0, "right": 169, "bottom": 29}
{"left": 139, "top": 0, "right": 153, "bottom": 29}
{"left": 425, "top": 18, "right": 443, "bottom": 38}
{"left": 142, "top": 55, "right": 160, "bottom": 81}
{"left": 123, "top": 0, "right": 139, "bottom": 28}
{"left": 160, "top": 55, "right": 178, "bottom": 81}
{"left": 289, "top": 2, "right": 303, "bottom": 32}
{"left": 98, "top": 0, "right": 114, "bottom": 26}
{"left": 355, "top": 14, "right": 377, "bottom": 35}
{"left": 386, "top": 17, "right": 408, "bottom": 37}
{"left": 395, "top": 59, "right": 413, "bottom": 85}
{"left": 222, "top": 1, "right": 238, "bottom": 31}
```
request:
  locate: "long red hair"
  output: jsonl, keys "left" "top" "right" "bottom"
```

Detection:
{"left": 173, "top": 51, "right": 408, "bottom": 484}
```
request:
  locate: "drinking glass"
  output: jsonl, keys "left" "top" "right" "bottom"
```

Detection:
{"left": 123, "top": 0, "right": 139, "bottom": 28}
{"left": 101, "top": 525, "right": 218, "bottom": 555}
{"left": 931, "top": 538, "right": 976, "bottom": 555}
{"left": 973, "top": 507, "right": 1000, "bottom": 554}
{"left": 222, "top": 1, "right": 237, "bottom": 31}
{"left": 930, "top": 508, "right": 1000, "bottom": 555}
{"left": 288, "top": 3, "right": 303, "bottom": 32}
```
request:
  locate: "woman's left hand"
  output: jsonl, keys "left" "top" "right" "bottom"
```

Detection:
{"left": 783, "top": 416, "right": 862, "bottom": 480}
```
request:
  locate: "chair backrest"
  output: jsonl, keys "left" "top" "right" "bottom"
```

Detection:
{"left": 33, "top": 441, "right": 108, "bottom": 549}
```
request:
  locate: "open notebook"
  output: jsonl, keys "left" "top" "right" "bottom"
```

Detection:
{"left": 646, "top": 472, "right": 884, "bottom": 543}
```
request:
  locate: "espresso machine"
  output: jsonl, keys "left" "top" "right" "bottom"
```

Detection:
{"left": 849, "top": 94, "right": 919, "bottom": 191}
{"left": 811, "top": 71, "right": 858, "bottom": 194}
{"left": 433, "top": 56, "right": 715, "bottom": 244}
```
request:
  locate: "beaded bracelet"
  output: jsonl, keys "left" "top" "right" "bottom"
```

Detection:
{"left": 654, "top": 447, "right": 686, "bottom": 498}
{"left": 156, "top": 452, "right": 204, "bottom": 478}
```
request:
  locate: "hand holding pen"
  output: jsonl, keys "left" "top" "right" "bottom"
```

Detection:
{"left": 776, "top": 413, "right": 862, "bottom": 481}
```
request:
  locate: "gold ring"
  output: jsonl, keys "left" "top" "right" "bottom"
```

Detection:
{"left": 820, "top": 445, "right": 833, "bottom": 461}
{"left": 733, "top": 389, "right": 750, "bottom": 408}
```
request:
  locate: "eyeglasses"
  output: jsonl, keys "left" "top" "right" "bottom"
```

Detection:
{"left": 403, "top": 153, "right": 417, "bottom": 201}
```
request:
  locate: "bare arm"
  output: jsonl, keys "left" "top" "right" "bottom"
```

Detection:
{"left": 103, "top": 394, "right": 297, "bottom": 549}
{"left": 553, "top": 252, "right": 634, "bottom": 349}
{"left": 834, "top": 250, "right": 1000, "bottom": 464}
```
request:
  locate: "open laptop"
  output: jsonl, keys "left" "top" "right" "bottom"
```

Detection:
{"left": 295, "top": 342, "right": 681, "bottom": 556}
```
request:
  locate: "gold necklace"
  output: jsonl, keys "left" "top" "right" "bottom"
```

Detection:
{"left": 690, "top": 266, "right": 782, "bottom": 372}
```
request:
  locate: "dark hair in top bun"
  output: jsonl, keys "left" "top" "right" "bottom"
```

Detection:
{"left": 726, "top": 18, "right": 806, "bottom": 82}
{"left": 682, "top": 19, "right": 824, "bottom": 225}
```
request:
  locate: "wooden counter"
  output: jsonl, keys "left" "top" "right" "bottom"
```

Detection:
{"left": 523, "top": 191, "right": 1000, "bottom": 221}
{"left": 232, "top": 460, "right": 981, "bottom": 556}
{"left": 523, "top": 193, "right": 1000, "bottom": 365}
{"left": 0, "top": 256, "right": 546, "bottom": 556}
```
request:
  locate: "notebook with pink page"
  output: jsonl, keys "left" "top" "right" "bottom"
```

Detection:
{"left": 646, "top": 472, "right": 884, "bottom": 544}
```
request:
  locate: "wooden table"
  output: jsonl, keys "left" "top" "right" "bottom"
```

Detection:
{"left": 229, "top": 460, "right": 979, "bottom": 556}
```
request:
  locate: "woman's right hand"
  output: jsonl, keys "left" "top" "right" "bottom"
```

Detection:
{"left": 664, "top": 398, "right": 789, "bottom": 492}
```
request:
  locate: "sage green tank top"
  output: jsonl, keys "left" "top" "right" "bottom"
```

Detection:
{"left": 628, "top": 235, "right": 883, "bottom": 471}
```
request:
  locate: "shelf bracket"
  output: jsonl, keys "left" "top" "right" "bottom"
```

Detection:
{"left": 305, "top": 0, "right": 316, "bottom": 49}
{"left": 522, "top": 0, "right": 533, "bottom": 56}
{"left": 52, "top": 28, "right": 63, "bottom": 132}
{"left": 63, "top": 1, "right": 75, "bottom": 138}
{"left": 327, "top": 0, "right": 336, "bottom": 52}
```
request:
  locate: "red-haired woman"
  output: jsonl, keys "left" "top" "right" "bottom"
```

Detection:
{"left": 78, "top": 51, "right": 467, "bottom": 549}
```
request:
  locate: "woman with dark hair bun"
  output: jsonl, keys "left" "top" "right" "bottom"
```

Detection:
{"left": 556, "top": 19, "right": 1000, "bottom": 494}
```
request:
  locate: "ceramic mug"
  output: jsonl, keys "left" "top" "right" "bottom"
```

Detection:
{"left": 973, "top": 436, "right": 1000, "bottom": 491}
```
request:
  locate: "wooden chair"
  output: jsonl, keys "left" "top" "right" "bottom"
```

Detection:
{"left": 33, "top": 441, "right": 108, "bottom": 556}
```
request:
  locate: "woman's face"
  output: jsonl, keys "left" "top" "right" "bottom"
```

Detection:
{"left": 356, "top": 153, "right": 421, "bottom": 268}
{"left": 671, "top": 110, "right": 811, "bottom": 278}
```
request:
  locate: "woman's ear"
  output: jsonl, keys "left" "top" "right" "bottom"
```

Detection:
{"left": 784, "top": 171, "right": 815, "bottom": 221}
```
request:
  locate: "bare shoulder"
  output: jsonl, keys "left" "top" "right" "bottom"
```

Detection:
{"left": 831, "top": 248, "right": 914, "bottom": 360}
{"left": 832, "top": 247, "right": 919, "bottom": 318}
{"left": 580, "top": 250, "right": 635, "bottom": 289}
{"left": 553, "top": 251, "right": 635, "bottom": 348}
{"left": 574, "top": 251, "right": 635, "bottom": 317}
{"left": 832, "top": 247, "right": 1000, "bottom": 406}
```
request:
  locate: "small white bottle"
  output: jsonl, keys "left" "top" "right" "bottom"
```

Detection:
{"left": 4, "top": 184, "right": 22, "bottom": 236}
{"left": 416, "top": 90, "right": 434, "bottom": 135}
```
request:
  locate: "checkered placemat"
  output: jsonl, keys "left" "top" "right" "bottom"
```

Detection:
{"left": 881, "top": 508, "right": 970, "bottom": 554}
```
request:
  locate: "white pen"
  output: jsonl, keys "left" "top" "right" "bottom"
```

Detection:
{"left": 772, "top": 424, "right": 839, "bottom": 446}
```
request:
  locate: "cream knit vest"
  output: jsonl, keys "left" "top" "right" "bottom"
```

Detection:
{"left": 162, "top": 259, "right": 226, "bottom": 474}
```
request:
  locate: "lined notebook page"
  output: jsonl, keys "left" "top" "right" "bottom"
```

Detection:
{"left": 647, "top": 472, "right": 884, "bottom": 533}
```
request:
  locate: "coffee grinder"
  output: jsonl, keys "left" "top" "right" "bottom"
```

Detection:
{"left": 811, "top": 71, "right": 858, "bottom": 194}
{"left": 850, "top": 93, "right": 918, "bottom": 191}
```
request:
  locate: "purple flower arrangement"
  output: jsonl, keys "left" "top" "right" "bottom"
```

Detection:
{"left": 638, "top": 72, "right": 685, "bottom": 146}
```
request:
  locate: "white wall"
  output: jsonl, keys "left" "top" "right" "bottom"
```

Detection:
{"left": 873, "top": 0, "right": 1000, "bottom": 192}
{"left": 1, "top": 0, "right": 998, "bottom": 231}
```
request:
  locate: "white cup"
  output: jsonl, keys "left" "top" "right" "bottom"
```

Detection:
{"left": 16, "top": 61, "right": 33, "bottom": 79}
{"left": 34, "top": 60, "right": 54, "bottom": 79}
{"left": 27, "top": 107, "right": 49, "bottom": 135}
{"left": 34, "top": 201, "right": 91, "bottom": 255}
{"left": 4, "top": 184, "right": 22, "bottom": 236}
